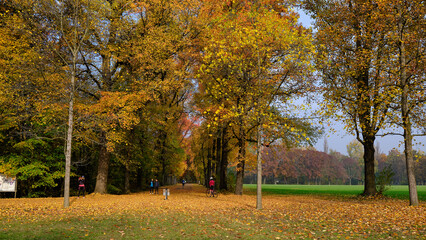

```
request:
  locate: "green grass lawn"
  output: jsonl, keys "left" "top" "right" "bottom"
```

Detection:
{"left": 244, "top": 184, "right": 426, "bottom": 201}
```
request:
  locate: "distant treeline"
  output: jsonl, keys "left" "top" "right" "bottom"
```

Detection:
{"left": 244, "top": 147, "right": 426, "bottom": 186}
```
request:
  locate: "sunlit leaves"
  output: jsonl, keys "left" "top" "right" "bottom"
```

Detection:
{"left": 90, "top": 91, "right": 152, "bottom": 152}
{"left": 197, "top": 0, "right": 315, "bottom": 140}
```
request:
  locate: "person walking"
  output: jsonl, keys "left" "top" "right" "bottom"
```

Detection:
{"left": 182, "top": 179, "right": 186, "bottom": 188}
{"left": 154, "top": 179, "right": 159, "bottom": 194}
{"left": 150, "top": 179, "right": 154, "bottom": 194}
{"left": 77, "top": 176, "right": 85, "bottom": 198}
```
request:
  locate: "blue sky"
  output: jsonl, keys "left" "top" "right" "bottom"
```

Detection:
{"left": 296, "top": 10, "right": 426, "bottom": 156}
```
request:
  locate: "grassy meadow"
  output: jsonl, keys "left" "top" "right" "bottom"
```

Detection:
{"left": 245, "top": 184, "right": 426, "bottom": 201}
{"left": 0, "top": 184, "right": 425, "bottom": 239}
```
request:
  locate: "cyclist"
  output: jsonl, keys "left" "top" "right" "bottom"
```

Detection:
{"left": 208, "top": 177, "right": 215, "bottom": 196}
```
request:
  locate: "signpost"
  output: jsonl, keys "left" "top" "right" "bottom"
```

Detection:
{"left": 0, "top": 174, "right": 17, "bottom": 198}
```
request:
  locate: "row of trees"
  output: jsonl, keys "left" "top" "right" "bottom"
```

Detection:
{"left": 0, "top": 0, "right": 424, "bottom": 207}
{"left": 0, "top": 0, "right": 197, "bottom": 205}
{"left": 244, "top": 144, "right": 426, "bottom": 186}
{"left": 1, "top": 0, "right": 320, "bottom": 202}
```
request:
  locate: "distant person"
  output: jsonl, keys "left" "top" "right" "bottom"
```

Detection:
{"left": 154, "top": 179, "right": 159, "bottom": 194}
{"left": 208, "top": 177, "right": 215, "bottom": 195}
{"left": 182, "top": 179, "right": 186, "bottom": 188}
{"left": 77, "top": 176, "right": 85, "bottom": 198}
{"left": 150, "top": 179, "right": 154, "bottom": 194}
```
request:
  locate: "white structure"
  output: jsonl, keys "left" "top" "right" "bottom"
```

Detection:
{"left": 0, "top": 174, "right": 17, "bottom": 197}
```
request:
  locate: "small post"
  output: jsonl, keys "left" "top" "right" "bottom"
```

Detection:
{"left": 163, "top": 188, "right": 169, "bottom": 200}
{"left": 14, "top": 178, "right": 17, "bottom": 198}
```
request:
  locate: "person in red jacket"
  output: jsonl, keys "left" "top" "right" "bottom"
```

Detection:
{"left": 77, "top": 176, "right": 85, "bottom": 198}
{"left": 208, "top": 177, "right": 215, "bottom": 196}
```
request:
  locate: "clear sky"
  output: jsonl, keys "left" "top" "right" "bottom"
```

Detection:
{"left": 296, "top": 9, "right": 426, "bottom": 156}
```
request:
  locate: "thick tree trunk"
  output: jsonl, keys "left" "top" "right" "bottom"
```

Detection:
{"left": 212, "top": 137, "right": 217, "bottom": 178}
{"left": 219, "top": 134, "right": 229, "bottom": 190}
{"left": 362, "top": 138, "right": 377, "bottom": 196}
{"left": 404, "top": 123, "right": 418, "bottom": 206}
{"left": 94, "top": 144, "right": 110, "bottom": 194}
{"left": 207, "top": 140, "right": 212, "bottom": 185}
{"left": 156, "top": 130, "right": 168, "bottom": 185}
{"left": 235, "top": 159, "right": 245, "bottom": 195}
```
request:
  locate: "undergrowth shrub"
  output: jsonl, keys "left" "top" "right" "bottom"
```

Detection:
{"left": 376, "top": 165, "right": 395, "bottom": 194}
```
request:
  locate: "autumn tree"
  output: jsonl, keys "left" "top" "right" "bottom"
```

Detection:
{"left": 121, "top": 0, "right": 199, "bottom": 185}
{"left": 321, "top": 152, "right": 347, "bottom": 184}
{"left": 385, "top": 0, "right": 425, "bottom": 206}
{"left": 68, "top": 0, "right": 199, "bottom": 192}
{"left": 262, "top": 145, "right": 297, "bottom": 184}
{"left": 1, "top": 0, "right": 98, "bottom": 203}
{"left": 197, "top": 0, "right": 316, "bottom": 195}
{"left": 0, "top": 1, "right": 67, "bottom": 197}
{"left": 304, "top": 0, "right": 398, "bottom": 195}
{"left": 57, "top": 0, "right": 138, "bottom": 194}
{"left": 35, "top": 0, "right": 101, "bottom": 207}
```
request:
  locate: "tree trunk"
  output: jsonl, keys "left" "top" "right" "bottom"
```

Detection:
{"left": 207, "top": 139, "right": 212, "bottom": 185}
{"left": 219, "top": 135, "right": 229, "bottom": 190}
{"left": 404, "top": 122, "right": 418, "bottom": 206}
{"left": 235, "top": 134, "right": 246, "bottom": 195}
{"left": 256, "top": 138, "right": 262, "bottom": 210}
{"left": 212, "top": 137, "right": 217, "bottom": 178}
{"left": 201, "top": 142, "right": 208, "bottom": 187}
{"left": 362, "top": 138, "right": 377, "bottom": 196}
{"left": 63, "top": 71, "right": 75, "bottom": 208}
{"left": 215, "top": 133, "right": 222, "bottom": 189}
{"left": 94, "top": 144, "right": 110, "bottom": 194}
{"left": 399, "top": 28, "right": 419, "bottom": 206}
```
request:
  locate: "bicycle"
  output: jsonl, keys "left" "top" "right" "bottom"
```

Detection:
{"left": 206, "top": 188, "right": 219, "bottom": 198}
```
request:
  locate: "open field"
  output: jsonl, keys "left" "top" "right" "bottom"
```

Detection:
{"left": 245, "top": 184, "right": 426, "bottom": 201}
{"left": 0, "top": 184, "right": 425, "bottom": 239}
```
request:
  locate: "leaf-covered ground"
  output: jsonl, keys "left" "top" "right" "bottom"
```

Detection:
{"left": 0, "top": 184, "right": 424, "bottom": 239}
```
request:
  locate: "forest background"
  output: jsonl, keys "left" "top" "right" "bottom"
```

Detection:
{"left": 0, "top": 0, "right": 425, "bottom": 206}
